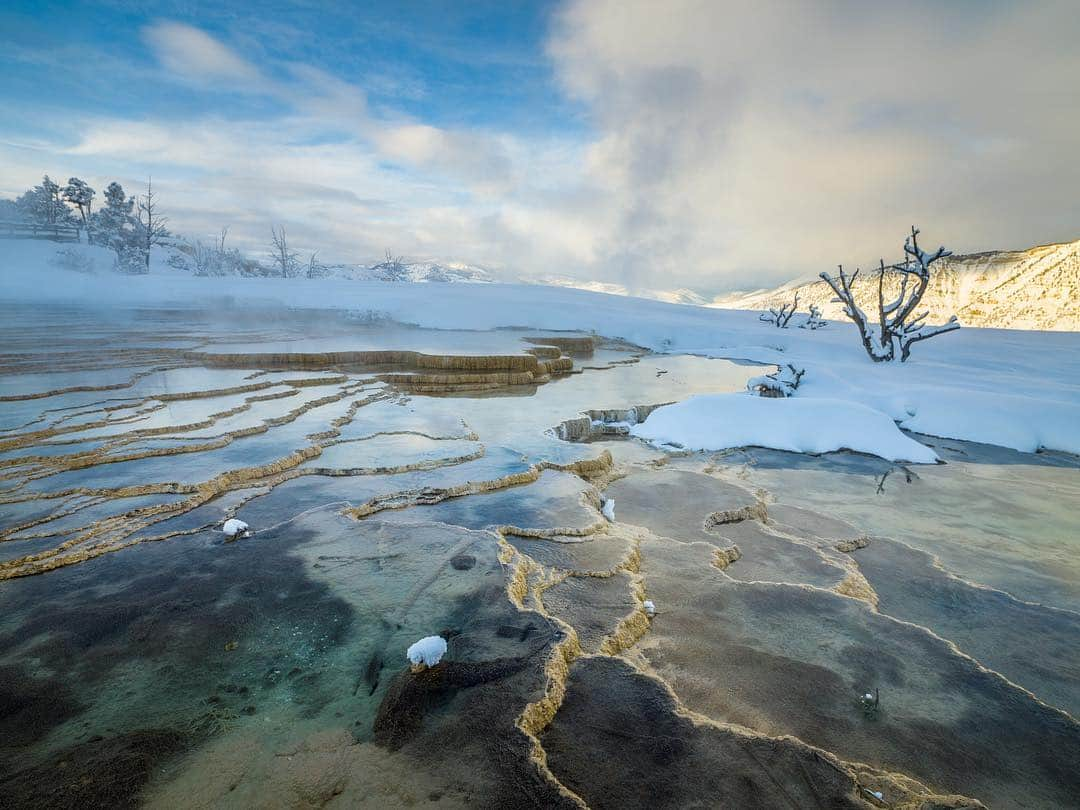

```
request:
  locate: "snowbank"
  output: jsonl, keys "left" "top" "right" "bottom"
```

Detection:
{"left": 222, "top": 518, "right": 249, "bottom": 537}
{"left": 3, "top": 240, "right": 1079, "bottom": 455}
{"left": 407, "top": 635, "right": 447, "bottom": 668}
{"left": 630, "top": 395, "right": 939, "bottom": 463}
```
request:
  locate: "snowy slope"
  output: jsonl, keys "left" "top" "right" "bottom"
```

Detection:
{"left": 713, "top": 239, "right": 1080, "bottom": 331}
{"left": 532, "top": 275, "right": 710, "bottom": 305}
{"left": 317, "top": 259, "right": 494, "bottom": 283}
{"left": 3, "top": 238, "right": 1079, "bottom": 456}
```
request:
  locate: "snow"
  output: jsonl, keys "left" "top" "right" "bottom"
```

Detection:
{"left": 407, "top": 635, "right": 447, "bottom": 668}
{"left": 601, "top": 498, "right": 616, "bottom": 522}
{"left": 222, "top": 518, "right": 249, "bottom": 537}
{"left": 3, "top": 239, "right": 1079, "bottom": 456}
{"left": 631, "top": 395, "right": 938, "bottom": 463}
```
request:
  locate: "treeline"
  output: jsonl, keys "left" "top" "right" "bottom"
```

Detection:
{"left": 3, "top": 174, "right": 412, "bottom": 280}
{"left": 1, "top": 175, "right": 167, "bottom": 274}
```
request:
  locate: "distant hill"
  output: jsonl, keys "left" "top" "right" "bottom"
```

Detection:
{"left": 712, "top": 239, "right": 1080, "bottom": 332}
{"left": 314, "top": 259, "right": 494, "bottom": 283}
{"left": 531, "top": 275, "right": 711, "bottom": 306}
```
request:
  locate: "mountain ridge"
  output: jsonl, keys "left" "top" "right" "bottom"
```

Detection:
{"left": 711, "top": 238, "right": 1080, "bottom": 331}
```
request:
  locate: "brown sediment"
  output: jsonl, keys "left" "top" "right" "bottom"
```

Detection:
{"left": 347, "top": 450, "right": 614, "bottom": 520}
{"left": 597, "top": 575, "right": 652, "bottom": 656}
{"left": 525, "top": 345, "right": 563, "bottom": 359}
{"left": 837, "top": 535, "right": 872, "bottom": 552}
{"left": 496, "top": 518, "right": 608, "bottom": 540}
{"left": 712, "top": 544, "right": 743, "bottom": 570}
{"left": 0, "top": 366, "right": 165, "bottom": 402}
{"left": 704, "top": 497, "right": 769, "bottom": 527}
{"left": 553, "top": 403, "right": 671, "bottom": 442}
{"left": 835, "top": 570, "right": 880, "bottom": 608}
{"left": 0, "top": 388, "right": 393, "bottom": 578}
{"left": 184, "top": 348, "right": 547, "bottom": 372}
{"left": 0, "top": 375, "right": 348, "bottom": 453}
{"left": 377, "top": 370, "right": 539, "bottom": 392}
{"left": 523, "top": 335, "right": 600, "bottom": 355}
{"left": 0, "top": 382, "right": 372, "bottom": 504}
{"left": 302, "top": 444, "right": 486, "bottom": 477}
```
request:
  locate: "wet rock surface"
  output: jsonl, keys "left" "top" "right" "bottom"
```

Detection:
{"left": 1, "top": 304, "right": 1076, "bottom": 808}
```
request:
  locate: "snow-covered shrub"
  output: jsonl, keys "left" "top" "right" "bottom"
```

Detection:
{"left": 800, "top": 304, "right": 827, "bottom": 330}
{"left": 166, "top": 252, "right": 192, "bottom": 272}
{"left": 759, "top": 293, "right": 799, "bottom": 328}
{"left": 116, "top": 244, "right": 147, "bottom": 274}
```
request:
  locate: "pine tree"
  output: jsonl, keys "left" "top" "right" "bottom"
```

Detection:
{"left": 15, "top": 175, "right": 75, "bottom": 227}
{"left": 62, "top": 178, "right": 96, "bottom": 233}
{"left": 89, "top": 181, "right": 139, "bottom": 268}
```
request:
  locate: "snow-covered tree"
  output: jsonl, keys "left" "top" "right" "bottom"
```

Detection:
{"left": 820, "top": 226, "right": 960, "bottom": 362}
{"left": 269, "top": 225, "right": 299, "bottom": 277}
{"left": 135, "top": 178, "right": 169, "bottom": 274}
{"left": 89, "top": 181, "right": 140, "bottom": 268}
{"left": 62, "top": 177, "right": 95, "bottom": 232}
{"left": 16, "top": 175, "right": 75, "bottom": 227}
{"left": 759, "top": 292, "right": 799, "bottom": 328}
{"left": 0, "top": 198, "right": 24, "bottom": 222}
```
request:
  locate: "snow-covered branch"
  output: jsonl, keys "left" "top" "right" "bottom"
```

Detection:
{"left": 822, "top": 226, "right": 960, "bottom": 362}
{"left": 747, "top": 363, "right": 805, "bottom": 397}
{"left": 759, "top": 292, "right": 799, "bottom": 328}
{"left": 799, "top": 304, "right": 827, "bottom": 330}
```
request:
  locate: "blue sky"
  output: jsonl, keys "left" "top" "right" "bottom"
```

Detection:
{"left": 1, "top": 1, "right": 1078, "bottom": 291}
{"left": 0, "top": 1, "right": 578, "bottom": 133}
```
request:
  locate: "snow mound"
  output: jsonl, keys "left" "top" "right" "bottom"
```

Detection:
{"left": 630, "top": 394, "right": 938, "bottom": 463}
{"left": 222, "top": 518, "right": 249, "bottom": 537}
{"left": 407, "top": 635, "right": 448, "bottom": 668}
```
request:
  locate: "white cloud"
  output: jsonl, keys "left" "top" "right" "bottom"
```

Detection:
{"left": 143, "top": 21, "right": 262, "bottom": 83}
{"left": 543, "top": 0, "right": 1080, "bottom": 289}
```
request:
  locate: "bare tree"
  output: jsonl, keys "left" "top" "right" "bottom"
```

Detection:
{"left": 820, "top": 226, "right": 959, "bottom": 362}
{"left": 799, "top": 304, "right": 828, "bottom": 330}
{"left": 759, "top": 292, "right": 799, "bottom": 328}
{"left": 270, "top": 225, "right": 299, "bottom": 278}
{"left": 374, "top": 248, "right": 409, "bottom": 282}
{"left": 307, "top": 250, "right": 320, "bottom": 279}
{"left": 136, "top": 177, "right": 169, "bottom": 273}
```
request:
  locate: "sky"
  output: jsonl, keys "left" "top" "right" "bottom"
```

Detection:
{"left": 1, "top": 0, "right": 1078, "bottom": 293}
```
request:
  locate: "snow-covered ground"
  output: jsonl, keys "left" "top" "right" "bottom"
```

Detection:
{"left": 3, "top": 239, "right": 1079, "bottom": 456}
